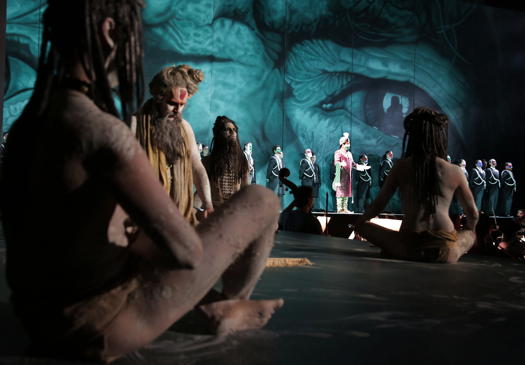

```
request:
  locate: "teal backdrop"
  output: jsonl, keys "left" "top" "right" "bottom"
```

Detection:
{"left": 4, "top": 0, "right": 525, "bottom": 211}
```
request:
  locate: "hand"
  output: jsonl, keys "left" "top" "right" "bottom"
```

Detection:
{"left": 203, "top": 202, "right": 214, "bottom": 218}
{"left": 197, "top": 202, "right": 214, "bottom": 221}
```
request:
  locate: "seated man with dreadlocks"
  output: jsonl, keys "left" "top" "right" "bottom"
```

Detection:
{"left": 202, "top": 116, "right": 251, "bottom": 207}
{"left": 354, "top": 107, "right": 479, "bottom": 263}
{"left": 0, "top": 1, "right": 283, "bottom": 362}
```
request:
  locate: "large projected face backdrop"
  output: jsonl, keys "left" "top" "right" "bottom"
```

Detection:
{"left": 4, "top": 0, "right": 524, "bottom": 210}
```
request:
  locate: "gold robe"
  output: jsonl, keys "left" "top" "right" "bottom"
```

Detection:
{"left": 134, "top": 101, "right": 196, "bottom": 225}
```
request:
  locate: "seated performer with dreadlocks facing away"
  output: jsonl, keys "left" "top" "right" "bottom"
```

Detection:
{"left": 202, "top": 116, "right": 250, "bottom": 207}
{"left": 0, "top": 0, "right": 283, "bottom": 362}
{"left": 354, "top": 107, "right": 479, "bottom": 263}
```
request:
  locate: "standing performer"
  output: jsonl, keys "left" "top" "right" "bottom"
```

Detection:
{"left": 379, "top": 151, "right": 394, "bottom": 187}
{"left": 498, "top": 162, "right": 517, "bottom": 216}
{"left": 266, "top": 145, "right": 284, "bottom": 196}
{"left": 333, "top": 132, "right": 354, "bottom": 213}
{"left": 379, "top": 151, "right": 394, "bottom": 212}
{"left": 202, "top": 116, "right": 250, "bottom": 207}
{"left": 311, "top": 151, "right": 321, "bottom": 206}
{"left": 484, "top": 159, "right": 500, "bottom": 215}
{"left": 244, "top": 142, "right": 256, "bottom": 184}
{"left": 355, "top": 153, "right": 372, "bottom": 213}
{"left": 299, "top": 149, "right": 317, "bottom": 188}
{"left": 469, "top": 159, "right": 486, "bottom": 211}
{"left": 133, "top": 64, "right": 213, "bottom": 224}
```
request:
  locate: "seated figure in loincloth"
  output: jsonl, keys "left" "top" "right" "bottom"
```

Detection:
{"left": 354, "top": 107, "right": 479, "bottom": 263}
{"left": 0, "top": 1, "right": 283, "bottom": 362}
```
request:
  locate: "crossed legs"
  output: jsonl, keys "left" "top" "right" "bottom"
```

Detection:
{"left": 103, "top": 185, "right": 283, "bottom": 360}
{"left": 355, "top": 221, "right": 476, "bottom": 264}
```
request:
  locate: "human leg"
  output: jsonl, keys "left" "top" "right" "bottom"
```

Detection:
{"left": 355, "top": 221, "right": 408, "bottom": 259}
{"left": 446, "top": 230, "right": 476, "bottom": 263}
{"left": 336, "top": 197, "right": 343, "bottom": 212}
{"left": 103, "top": 185, "right": 282, "bottom": 359}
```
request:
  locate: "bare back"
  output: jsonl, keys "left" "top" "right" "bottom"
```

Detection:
{"left": 361, "top": 157, "right": 478, "bottom": 232}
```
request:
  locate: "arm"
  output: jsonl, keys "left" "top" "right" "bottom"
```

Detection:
{"left": 299, "top": 160, "right": 306, "bottom": 179}
{"left": 182, "top": 120, "right": 213, "bottom": 216}
{"left": 267, "top": 157, "right": 276, "bottom": 180}
{"left": 91, "top": 122, "right": 202, "bottom": 269}
{"left": 241, "top": 169, "right": 251, "bottom": 187}
{"left": 355, "top": 161, "right": 401, "bottom": 226}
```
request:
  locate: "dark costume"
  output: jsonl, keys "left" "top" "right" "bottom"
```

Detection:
{"left": 498, "top": 169, "right": 516, "bottom": 216}
{"left": 355, "top": 162, "right": 372, "bottom": 213}
{"left": 483, "top": 167, "right": 500, "bottom": 214}
{"left": 266, "top": 154, "right": 284, "bottom": 195}
{"left": 379, "top": 157, "right": 393, "bottom": 187}
{"left": 312, "top": 160, "right": 321, "bottom": 199}
{"left": 299, "top": 157, "right": 317, "bottom": 191}
{"left": 279, "top": 210, "right": 323, "bottom": 235}
{"left": 469, "top": 167, "right": 486, "bottom": 211}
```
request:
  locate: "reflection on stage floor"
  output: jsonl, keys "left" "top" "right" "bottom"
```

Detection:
{"left": 1, "top": 230, "right": 525, "bottom": 364}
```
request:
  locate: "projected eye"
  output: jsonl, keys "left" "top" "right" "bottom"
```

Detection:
{"left": 286, "top": 39, "right": 467, "bottom": 156}
{"left": 317, "top": 78, "right": 440, "bottom": 138}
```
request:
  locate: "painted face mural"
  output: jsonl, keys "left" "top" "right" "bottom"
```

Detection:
{"left": 4, "top": 0, "right": 524, "bottom": 210}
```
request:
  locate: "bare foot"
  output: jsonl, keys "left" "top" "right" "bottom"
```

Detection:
{"left": 199, "top": 298, "right": 284, "bottom": 335}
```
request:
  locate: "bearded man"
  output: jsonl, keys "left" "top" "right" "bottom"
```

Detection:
{"left": 203, "top": 116, "right": 250, "bottom": 207}
{"left": 132, "top": 65, "right": 213, "bottom": 224}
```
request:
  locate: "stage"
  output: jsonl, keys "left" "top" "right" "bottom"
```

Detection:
{"left": 1, "top": 230, "right": 525, "bottom": 364}
{"left": 312, "top": 211, "right": 516, "bottom": 238}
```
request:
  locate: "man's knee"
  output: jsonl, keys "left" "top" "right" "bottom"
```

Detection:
{"left": 241, "top": 185, "right": 280, "bottom": 212}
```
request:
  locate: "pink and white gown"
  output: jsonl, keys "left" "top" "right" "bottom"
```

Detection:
{"left": 334, "top": 149, "right": 353, "bottom": 198}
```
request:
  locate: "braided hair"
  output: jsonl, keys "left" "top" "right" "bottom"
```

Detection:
{"left": 19, "top": 0, "right": 144, "bottom": 124}
{"left": 402, "top": 107, "right": 448, "bottom": 216}
{"left": 208, "top": 116, "right": 248, "bottom": 183}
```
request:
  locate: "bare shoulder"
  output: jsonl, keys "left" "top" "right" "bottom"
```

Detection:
{"left": 436, "top": 158, "right": 462, "bottom": 177}
{"left": 61, "top": 91, "right": 138, "bottom": 160}
{"left": 181, "top": 119, "right": 196, "bottom": 137}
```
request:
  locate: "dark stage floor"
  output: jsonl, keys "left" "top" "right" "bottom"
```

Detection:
{"left": 1, "top": 231, "right": 525, "bottom": 364}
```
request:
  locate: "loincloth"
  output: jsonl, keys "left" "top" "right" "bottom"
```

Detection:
{"left": 402, "top": 230, "right": 458, "bottom": 263}
{"left": 14, "top": 274, "right": 141, "bottom": 363}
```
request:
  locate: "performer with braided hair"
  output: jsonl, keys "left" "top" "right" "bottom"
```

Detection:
{"left": 133, "top": 64, "right": 214, "bottom": 224}
{"left": 202, "top": 116, "right": 250, "bottom": 207}
{"left": 0, "top": 1, "right": 283, "bottom": 361}
{"left": 354, "top": 107, "right": 479, "bottom": 263}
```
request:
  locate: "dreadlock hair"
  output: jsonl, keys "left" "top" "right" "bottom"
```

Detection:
{"left": 208, "top": 116, "right": 248, "bottom": 184}
{"left": 19, "top": 0, "right": 144, "bottom": 124}
{"left": 402, "top": 106, "right": 448, "bottom": 217}
{"left": 149, "top": 64, "right": 204, "bottom": 100}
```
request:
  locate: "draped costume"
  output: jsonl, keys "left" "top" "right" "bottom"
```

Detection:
{"left": 134, "top": 100, "right": 196, "bottom": 225}
{"left": 333, "top": 149, "right": 353, "bottom": 198}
